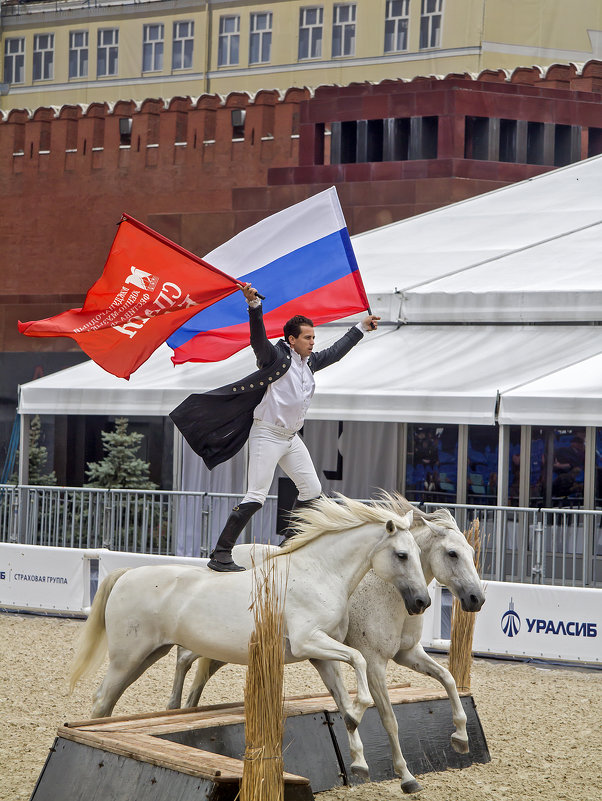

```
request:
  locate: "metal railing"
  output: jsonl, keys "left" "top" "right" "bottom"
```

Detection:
{"left": 0, "top": 485, "right": 279, "bottom": 558}
{"left": 1, "top": 486, "right": 600, "bottom": 587}
{"left": 423, "top": 501, "right": 602, "bottom": 588}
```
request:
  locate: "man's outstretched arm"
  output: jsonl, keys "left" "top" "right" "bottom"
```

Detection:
{"left": 242, "top": 283, "right": 277, "bottom": 367}
{"left": 312, "top": 315, "right": 380, "bottom": 372}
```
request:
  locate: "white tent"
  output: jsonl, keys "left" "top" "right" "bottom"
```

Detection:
{"left": 17, "top": 155, "right": 602, "bottom": 498}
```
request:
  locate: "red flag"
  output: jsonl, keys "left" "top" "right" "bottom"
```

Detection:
{"left": 18, "top": 215, "right": 241, "bottom": 379}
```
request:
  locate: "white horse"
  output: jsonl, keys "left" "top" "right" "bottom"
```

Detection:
{"left": 167, "top": 495, "right": 485, "bottom": 793}
{"left": 70, "top": 495, "right": 430, "bottom": 739}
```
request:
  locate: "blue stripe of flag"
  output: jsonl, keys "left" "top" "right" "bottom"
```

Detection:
{"left": 168, "top": 228, "right": 355, "bottom": 349}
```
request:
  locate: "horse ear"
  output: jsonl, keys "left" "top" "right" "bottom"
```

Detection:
{"left": 402, "top": 509, "right": 414, "bottom": 528}
{"left": 386, "top": 519, "right": 396, "bottom": 535}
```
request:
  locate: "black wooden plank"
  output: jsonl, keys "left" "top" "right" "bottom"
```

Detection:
{"left": 29, "top": 738, "right": 236, "bottom": 801}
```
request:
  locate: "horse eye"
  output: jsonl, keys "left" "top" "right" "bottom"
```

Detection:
{"left": 396, "top": 552, "right": 408, "bottom": 561}
{"left": 448, "top": 550, "right": 458, "bottom": 558}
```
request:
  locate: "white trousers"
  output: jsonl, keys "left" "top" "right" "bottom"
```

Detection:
{"left": 242, "top": 420, "right": 322, "bottom": 506}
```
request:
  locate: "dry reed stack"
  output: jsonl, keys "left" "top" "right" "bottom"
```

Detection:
{"left": 240, "top": 556, "right": 287, "bottom": 801}
{"left": 449, "top": 518, "right": 482, "bottom": 692}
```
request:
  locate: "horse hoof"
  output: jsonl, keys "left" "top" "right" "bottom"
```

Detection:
{"left": 351, "top": 765, "right": 370, "bottom": 782}
{"left": 451, "top": 733, "right": 470, "bottom": 754}
{"left": 343, "top": 713, "right": 359, "bottom": 733}
{"left": 401, "top": 779, "right": 423, "bottom": 794}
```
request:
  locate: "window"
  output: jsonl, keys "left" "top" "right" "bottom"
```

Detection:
{"left": 3, "top": 37, "right": 25, "bottom": 85}
{"left": 250, "top": 12, "right": 272, "bottom": 64}
{"left": 173, "top": 20, "right": 194, "bottom": 70}
{"left": 530, "top": 428, "right": 586, "bottom": 508}
{"left": 97, "top": 29, "right": 119, "bottom": 77}
{"left": 405, "top": 424, "right": 458, "bottom": 504}
{"left": 299, "top": 7, "right": 323, "bottom": 60}
{"left": 69, "top": 30, "right": 88, "bottom": 79}
{"left": 33, "top": 33, "right": 54, "bottom": 81}
{"left": 332, "top": 4, "right": 356, "bottom": 57}
{"left": 143, "top": 24, "right": 164, "bottom": 73}
{"left": 384, "top": 0, "right": 409, "bottom": 53}
{"left": 467, "top": 426, "right": 504, "bottom": 506}
{"left": 218, "top": 15, "right": 240, "bottom": 66}
{"left": 419, "top": 0, "right": 442, "bottom": 49}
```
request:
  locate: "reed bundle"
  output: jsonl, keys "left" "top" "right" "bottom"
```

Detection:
{"left": 240, "top": 556, "right": 287, "bottom": 801}
{"left": 448, "top": 518, "right": 482, "bottom": 692}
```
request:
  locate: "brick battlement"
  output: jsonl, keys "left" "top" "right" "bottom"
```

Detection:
{"left": 0, "top": 88, "right": 309, "bottom": 176}
{"left": 2, "top": 61, "right": 601, "bottom": 175}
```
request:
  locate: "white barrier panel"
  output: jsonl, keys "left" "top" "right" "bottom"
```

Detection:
{"left": 97, "top": 550, "right": 206, "bottom": 583}
{"left": 0, "top": 543, "right": 87, "bottom": 614}
{"left": 0, "top": 544, "right": 208, "bottom": 615}
{"left": 421, "top": 580, "right": 601, "bottom": 664}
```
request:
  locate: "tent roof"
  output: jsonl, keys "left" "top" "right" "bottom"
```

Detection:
{"left": 357, "top": 155, "right": 602, "bottom": 323}
{"left": 18, "top": 325, "right": 602, "bottom": 425}
{"left": 498, "top": 352, "right": 602, "bottom": 427}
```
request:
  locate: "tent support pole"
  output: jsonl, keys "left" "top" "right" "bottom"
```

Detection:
{"left": 495, "top": 425, "right": 510, "bottom": 581}
{"left": 18, "top": 413, "right": 30, "bottom": 486}
{"left": 397, "top": 422, "right": 407, "bottom": 496}
{"left": 17, "top": 412, "right": 31, "bottom": 544}
{"left": 172, "top": 424, "right": 183, "bottom": 492}
{"left": 584, "top": 427, "right": 596, "bottom": 586}
{"left": 496, "top": 425, "right": 509, "bottom": 507}
{"left": 456, "top": 425, "right": 468, "bottom": 506}
{"left": 518, "top": 425, "right": 531, "bottom": 507}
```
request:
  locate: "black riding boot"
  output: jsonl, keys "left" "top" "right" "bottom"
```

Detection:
{"left": 280, "top": 496, "right": 319, "bottom": 546}
{"left": 208, "top": 501, "right": 262, "bottom": 572}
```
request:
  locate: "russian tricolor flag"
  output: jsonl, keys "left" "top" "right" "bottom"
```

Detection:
{"left": 167, "top": 187, "right": 369, "bottom": 364}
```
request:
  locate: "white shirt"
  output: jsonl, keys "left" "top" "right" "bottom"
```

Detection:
{"left": 254, "top": 345, "right": 315, "bottom": 432}
{"left": 249, "top": 298, "right": 369, "bottom": 432}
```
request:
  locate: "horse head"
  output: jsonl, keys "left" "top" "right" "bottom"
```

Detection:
{"left": 419, "top": 514, "right": 485, "bottom": 613}
{"left": 370, "top": 510, "right": 431, "bottom": 617}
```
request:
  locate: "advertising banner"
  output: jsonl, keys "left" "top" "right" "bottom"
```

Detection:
{"left": 421, "top": 580, "right": 600, "bottom": 664}
{"left": 0, "top": 543, "right": 86, "bottom": 614}
{"left": 472, "top": 580, "right": 600, "bottom": 664}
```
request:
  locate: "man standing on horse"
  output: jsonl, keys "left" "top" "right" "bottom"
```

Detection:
{"left": 171, "top": 283, "right": 379, "bottom": 572}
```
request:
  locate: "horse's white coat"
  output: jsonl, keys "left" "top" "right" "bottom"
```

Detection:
{"left": 70, "top": 496, "right": 430, "bottom": 728}
{"left": 169, "top": 497, "right": 485, "bottom": 791}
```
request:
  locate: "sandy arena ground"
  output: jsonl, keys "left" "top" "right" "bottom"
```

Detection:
{"left": 0, "top": 611, "right": 600, "bottom": 801}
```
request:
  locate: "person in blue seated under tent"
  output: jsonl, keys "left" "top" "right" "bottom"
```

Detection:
{"left": 170, "top": 283, "right": 380, "bottom": 572}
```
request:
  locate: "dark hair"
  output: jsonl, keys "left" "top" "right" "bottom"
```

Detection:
{"left": 284, "top": 315, "right": 314, "bottom": 342}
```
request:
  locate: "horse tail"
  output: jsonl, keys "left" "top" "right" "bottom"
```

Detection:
{"left": 69, "top": 568, "right": 129, "bottom": 693}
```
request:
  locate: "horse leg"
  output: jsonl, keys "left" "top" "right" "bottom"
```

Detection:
{"left": 288, "top": 632, "right": 373, "bottom": 725}
{"left": 365, "top": 654, "right": 422, "bottom": 794}
{"left": 166, "top": 647, "right": 198, "bottom": 709}
{"left": 310, "top": 658, "right": 370, "bottom": 780}
{"left": 185, "top": 658, "right": 226, "bottom": 707}
{"left": 91, "top": 644, "right": 172, "bottom": 718}
{"left": 394, "top": 643, "right": 469, "bottom": 754}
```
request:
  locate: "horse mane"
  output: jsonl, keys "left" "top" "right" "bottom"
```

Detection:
{"left": 276, "top": 493, "right": 412, "bottom": 556}
{"left": 377, "top": 491, "right": 458, "bottom": 530}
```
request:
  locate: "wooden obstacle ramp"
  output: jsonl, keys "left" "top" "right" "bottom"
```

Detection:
{"left": 30, "top": 685, "right": 490, "bottom": 800}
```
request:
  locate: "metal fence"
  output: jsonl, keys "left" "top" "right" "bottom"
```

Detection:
{"left": 423, "top": 502, "right": 602, "bottom": 588}
{"left": 0, "top": 485, "right": 279, "bottom": 558}
{"left": 1, "top": 485, "right": 600, "bottom": 587}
